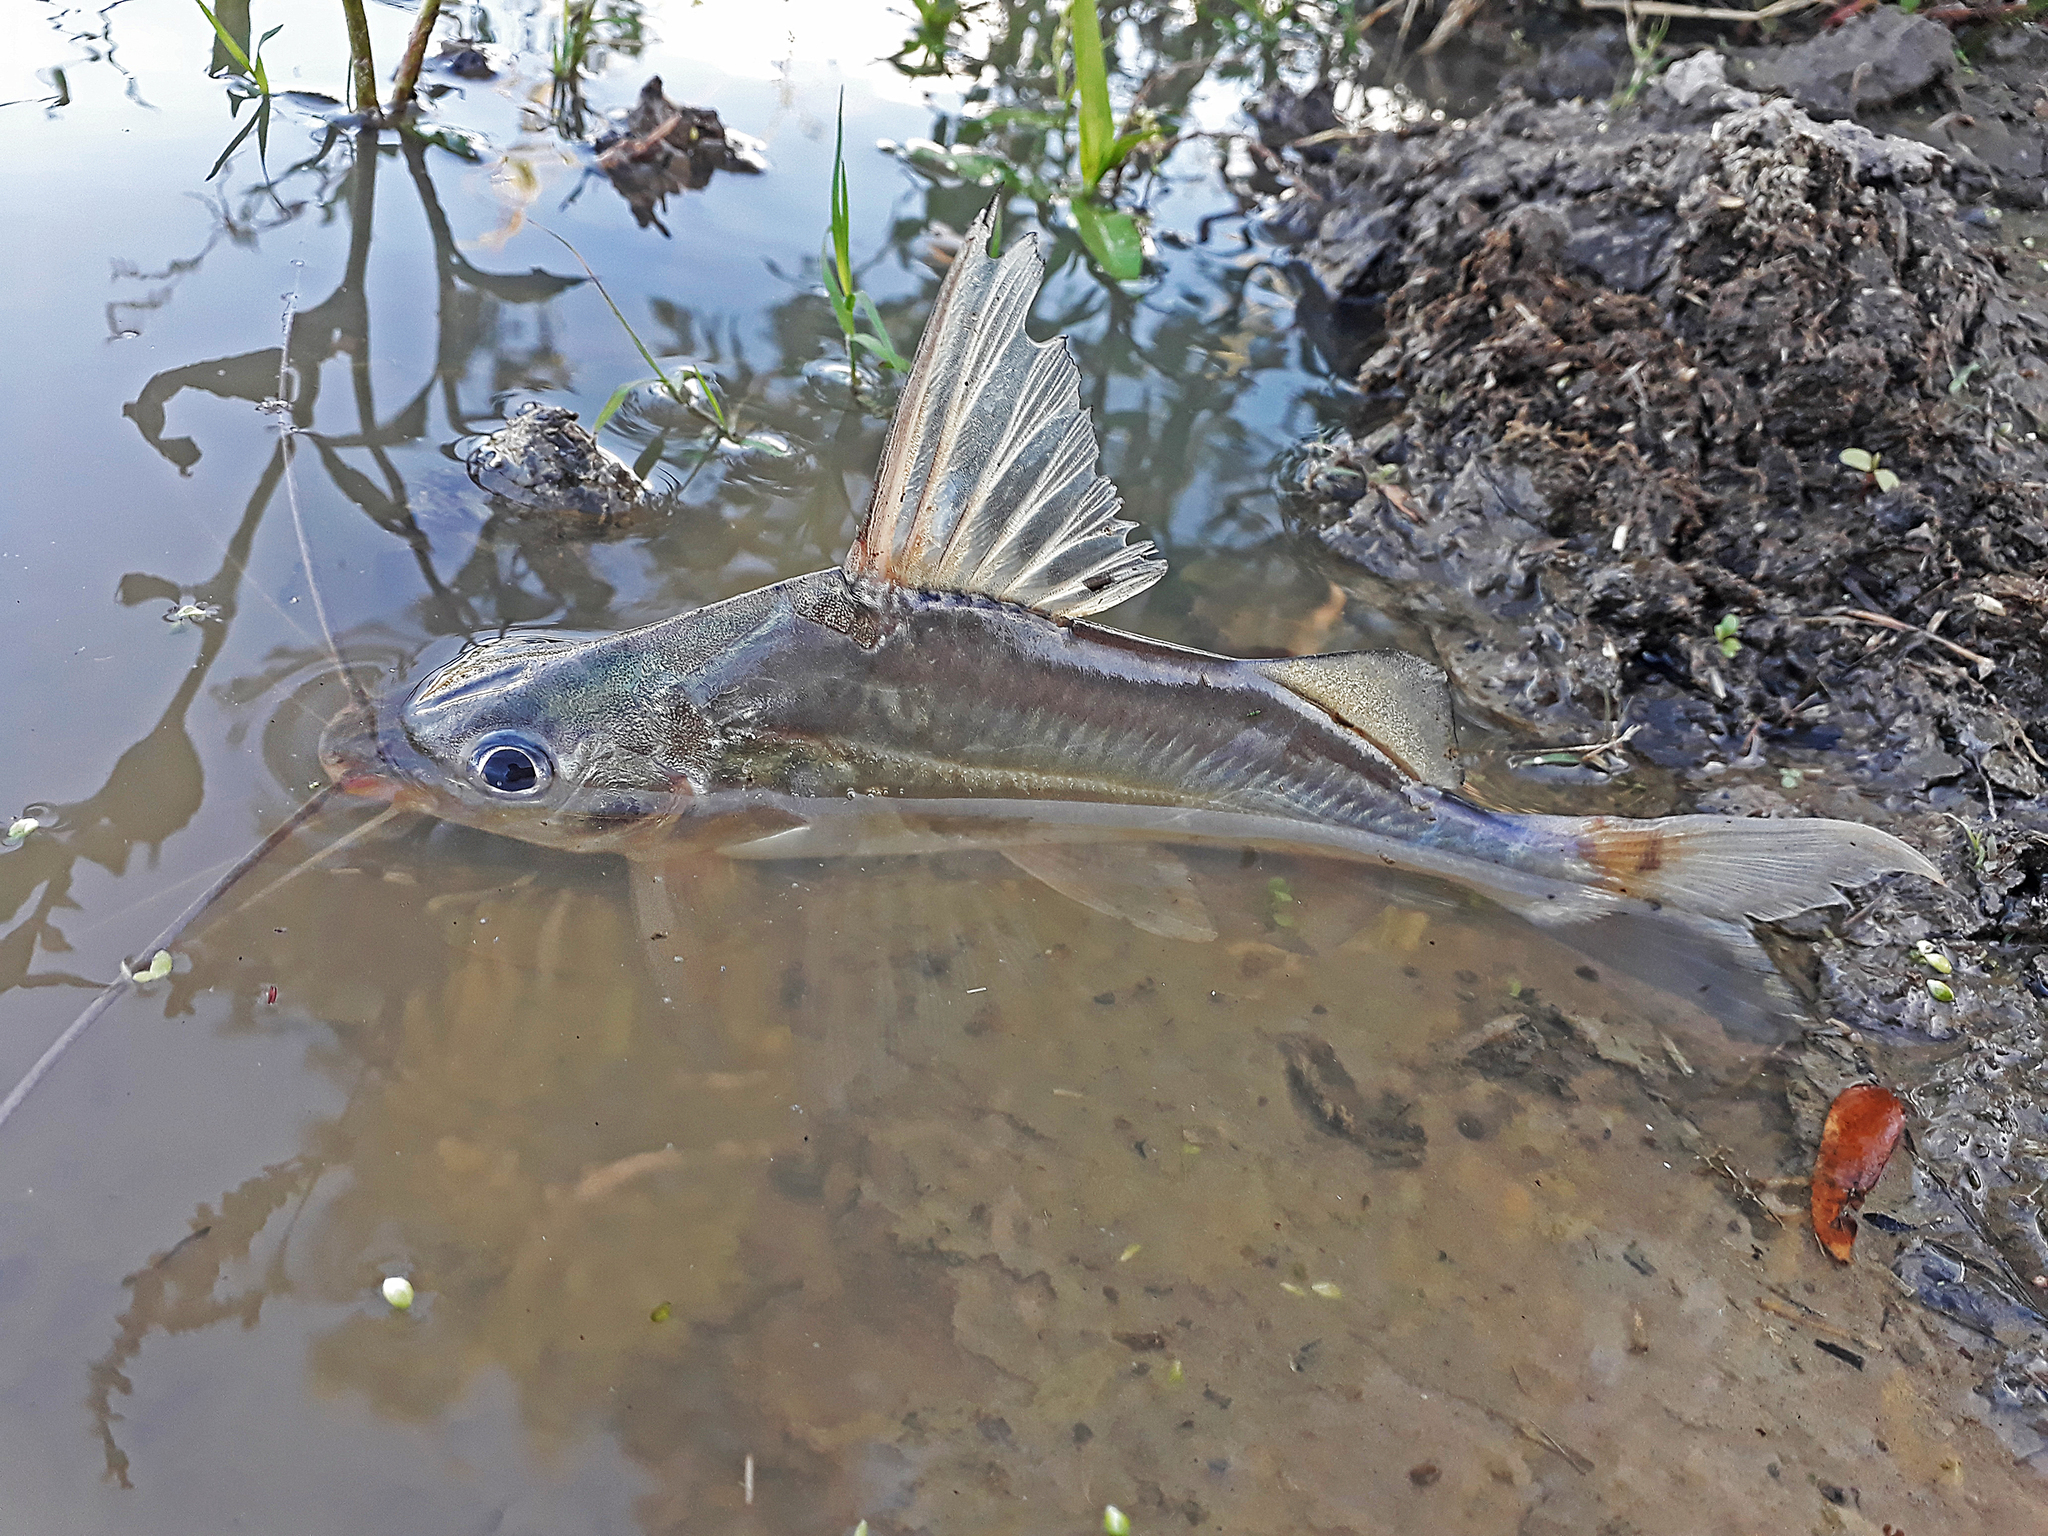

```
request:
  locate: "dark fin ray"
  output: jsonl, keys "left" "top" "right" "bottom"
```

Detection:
{"left": 843, "top": 204, "right": 1166, "bottom": 619}
{"left": 1253, "top": 651, "right": 1461, "bottom": 789}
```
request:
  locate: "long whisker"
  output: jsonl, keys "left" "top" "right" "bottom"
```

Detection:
{"left": 276, "top": 290, "right": 378, "bottom": 724}
{"left": 236, "top": 802, "right": 406, "bottom": 911}
{"left": 0, "top": 784, "right": 343, "bottom": 1137}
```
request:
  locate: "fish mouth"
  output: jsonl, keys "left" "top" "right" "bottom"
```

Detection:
{"left": 317, "top": 701, "right": 424, "bottom": 803}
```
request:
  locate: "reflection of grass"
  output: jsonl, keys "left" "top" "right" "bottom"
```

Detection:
{"left": 823, "top": 93, "right": 910, "bottom": 392}
{"left": 893, "top": 0, "right": 970, "bottom": 74}
{"left": 1068, "top": 0, "right": 1153, "bottom": 278}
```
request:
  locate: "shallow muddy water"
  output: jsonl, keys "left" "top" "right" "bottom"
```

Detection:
{"left": 3, "top": 3, "right": 2045, "bottom": 1532}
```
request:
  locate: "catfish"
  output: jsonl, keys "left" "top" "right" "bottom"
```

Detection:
{"left": 314, "top": 205, "right": 1934, "bottom": 993}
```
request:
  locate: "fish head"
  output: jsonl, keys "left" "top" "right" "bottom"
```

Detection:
{"left": 320, "top": 627, "right": 714, "bottom": 853}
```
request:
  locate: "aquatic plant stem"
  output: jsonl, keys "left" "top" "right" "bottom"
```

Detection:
{"left": 0, "top": 785, "right": 342, "bottom": 1138}
{"left": 387, "top": 0, "right": 444, "bottom": 116}
{"left": 340, "top": 0, "right": 378, "bottom": 118}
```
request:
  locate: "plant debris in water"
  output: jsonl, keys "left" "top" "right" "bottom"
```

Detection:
{"left": 1810, "top": 1082, "right": 1906, "bottom": 1263}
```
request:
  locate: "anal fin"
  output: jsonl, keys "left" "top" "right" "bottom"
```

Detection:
{"left": 1001, "top": 843, "right": 1217, "bottom": 942}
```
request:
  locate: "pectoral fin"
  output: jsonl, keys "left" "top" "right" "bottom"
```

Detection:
{"left": 1001, "top": 843, "right": 1217, "bottom": 943}
{"left": 1254, "top": 651, "right": 1462, "bottom": 789}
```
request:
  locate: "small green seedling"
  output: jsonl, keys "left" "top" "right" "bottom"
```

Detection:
{"left": 821, "top": 92, "right": 909, "bottom": 392}
{"left": 3, "top": 817, "right": 38, "bottom": 848}
{"left": 1103, "top": 1505, "right": 1132, "bottom": 1535}
{"left": 650, "top": 1301, "right": 673, "bottom": 1323}
{"left": 1912, "top": 938, "right": 1953, "bottom": 976}
{"left": 1266, "top": 875, "right": 1296, "bottom": 929}
{"left": 1310, "top": 1280, "right": 1343, "bottom": 1299}
{"left": 1713, "top": 613, "right": 1742, "bottom": 659}
{"left": 1839, "top": 448, "right": 1900, "bottom": 494}
{"left": 1926, "top": 979, "right": 1955, "bottom": 1004}
{"left": 381, "top": 1275, "right": 415, "bottom": 1310}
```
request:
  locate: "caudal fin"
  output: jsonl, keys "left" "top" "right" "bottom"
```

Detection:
{"left": 1576, "top": 814, "right": 1940, "bottom": 924}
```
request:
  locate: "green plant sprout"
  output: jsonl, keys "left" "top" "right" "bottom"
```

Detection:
{"left": 821, "top": 93, "right": 910, "bottom": 391}
{"left": 1839, "top": 447, "right": 1900, "bottom": 493}
{"left": 1613, "top": 5, "right": 1671, "bottom": 110}
{"left": 1713, "top": 613, "right": 1741, "bottom": 658}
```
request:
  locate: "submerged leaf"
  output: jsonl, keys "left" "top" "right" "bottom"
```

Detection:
{"left": 1810, "top": 1083, "right": 1905, "bottom": 1263}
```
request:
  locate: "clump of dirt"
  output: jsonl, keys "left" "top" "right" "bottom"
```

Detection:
{"left": 1277, "top": 47, "right": 2048, "bottom": 1446}
{"left": 466, "top": 400, "right": 646, "bottom": 522}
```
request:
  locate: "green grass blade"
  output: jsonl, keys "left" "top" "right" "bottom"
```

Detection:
{"left": 1068, "top": 0, "right": 1113, "bottom": 191}
{"left": 592, "top": 378, "right": 650, "bottom": 434}
{"left": 206, "top": 109, "right": 262, "bottom": 181}
{"left": 536, "top": 227, "right": 674, "bottom": 398}
{"left": 855, "top": 292, "right": 908, "bottom": 370}
{"left": 193, "top": 0, "right": 255, "bottom": 77}
{"left": 830, "top": 90, "right": 854, "bottom": 294}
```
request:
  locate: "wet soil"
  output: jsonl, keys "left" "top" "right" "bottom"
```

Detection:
{"left": 1279, "top": 26, "right": 2048, "bottom": 1458}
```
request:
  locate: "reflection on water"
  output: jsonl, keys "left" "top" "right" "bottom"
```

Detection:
{"left": 3, "top": 3, "right": 2044, "bottom": 1532}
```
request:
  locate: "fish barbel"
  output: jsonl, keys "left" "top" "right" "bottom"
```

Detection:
{"left": 322, "top": 206, "right": 1934, "bottom": 973}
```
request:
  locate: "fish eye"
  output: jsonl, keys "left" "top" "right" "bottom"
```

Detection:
{"left": 470, "top": 735, "right": 553, "bottom": 797}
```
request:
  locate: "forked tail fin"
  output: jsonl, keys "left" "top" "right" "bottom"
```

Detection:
{"left": 1574, "top": 813, "right": 1940, "bottom": 924}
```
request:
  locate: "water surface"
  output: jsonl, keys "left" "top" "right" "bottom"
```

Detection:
{"left": 2, "top": 4, "right": 2040, "bottom": 1531}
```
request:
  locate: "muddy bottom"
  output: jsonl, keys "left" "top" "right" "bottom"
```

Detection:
{"left": 3, "top": 830, "right": 2039, "bottom": 1534}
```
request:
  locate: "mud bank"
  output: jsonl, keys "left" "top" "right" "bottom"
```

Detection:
{"left": 1277, "top": 39, "right": 2048, "bottom": 1454}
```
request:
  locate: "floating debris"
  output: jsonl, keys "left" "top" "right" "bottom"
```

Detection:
{"left": 122, "top": 949, "right": 174, "bottom": 984}
{"left": 162, "top": 601, "right": 221, "bottom": 629}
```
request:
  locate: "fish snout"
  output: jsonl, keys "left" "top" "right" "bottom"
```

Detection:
{"left": 318, "top": 706, "right": 403, "bottom": 801}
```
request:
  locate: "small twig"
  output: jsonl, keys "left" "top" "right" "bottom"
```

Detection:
{"left": 1509, "top": 723, "right": 1641, "bottom": 775}
{"left": 1579, "top": 0, "right": 1824, "bottom": 18}
{"left": 1753, "top": 1295, "right": 1885, "bottom": 1355}
{"left": 1800, "top": 609, "right": 1996, "bottom": 678}
{"left": 596, "top": 111, "right": 684, "bottom": 169}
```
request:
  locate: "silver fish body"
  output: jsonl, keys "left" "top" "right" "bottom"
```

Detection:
{"left": 323, "top": 205, "right": 1936, "bottom": 975}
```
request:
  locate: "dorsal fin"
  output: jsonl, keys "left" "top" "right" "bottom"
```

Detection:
{"left": 1255, "top": 651, "right": 1462, "bottom": 789}
{"left": 843, "top": 205, "right": 1167, "bottom": 619}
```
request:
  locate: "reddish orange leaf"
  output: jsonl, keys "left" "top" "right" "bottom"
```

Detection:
{"left": 1378, "top": 483, "right": 1425, "bottom": 525}
{"left": 1811, "top": 1083, "right": 1905, "bottom": 1263}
